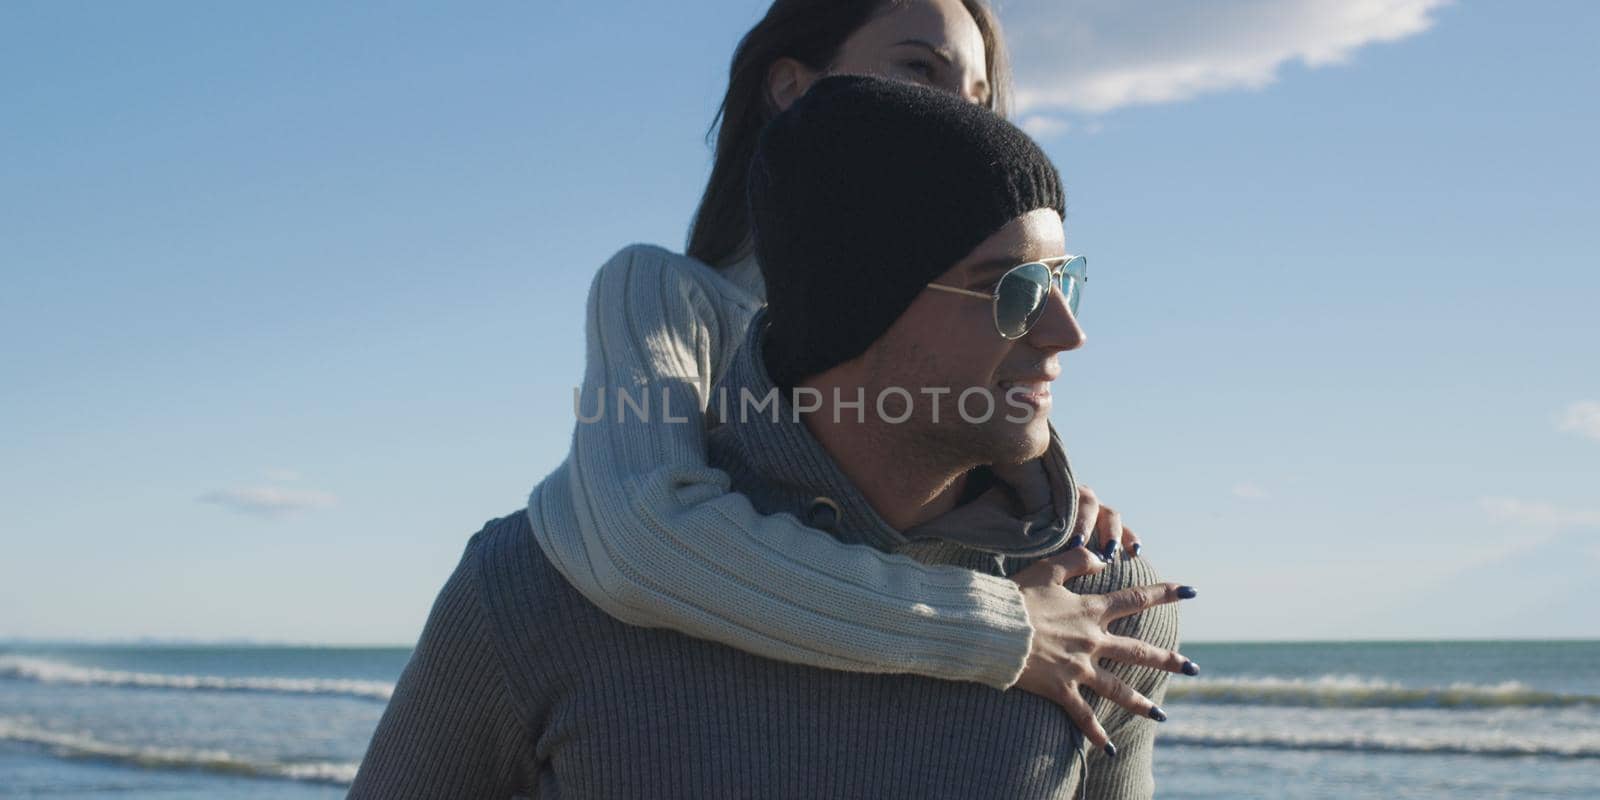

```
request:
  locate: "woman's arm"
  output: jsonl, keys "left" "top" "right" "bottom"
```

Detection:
{"left": 529, "top": 244, "right": 1035, "bottom": 688}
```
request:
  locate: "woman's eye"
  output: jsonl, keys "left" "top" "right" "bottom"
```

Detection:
{"left": 901, "top": 60, "right": 936, "bottom": 79}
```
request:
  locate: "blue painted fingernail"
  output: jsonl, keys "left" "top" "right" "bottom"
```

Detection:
{"left": 1102, "top": 540, "right": 1119, "bottom": 561}
{"left": 1149, "top": 706, "right": 1167, "bottom": 722}
{"left": 1066, "top": 534, "right": 1086, "bottom": 549}
{"left": 1103, "top": 742, "right": 1118, "bottom": 759}
{"left": 1176, "top": 586, "right": 1197, "bottom": 599}
{"left": 1130, "top": 543, "right": 1142, "bottom": 558}
{"left": 1182, "top": 660, "right": 1200, "bottom": 676}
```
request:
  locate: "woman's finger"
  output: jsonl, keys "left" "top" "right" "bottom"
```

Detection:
{"left": 1012, "top": 547, "right": 1106, "bottom": 587}
{"left": 1121, "top": 525, "right": 1143, "bottom": 559}
{"left": 1096, "top": 634, "right": 1191, "bottom": 675}
{"left": 1056, "top": 683, "right": 1113, "bottom": 754}
{"left": 1099, "top": 582, "right": 1196, "bottom": 621}
{"left": 1088, "top": 666, "right": 1167, "bottom": 724}
{"left": 1074, "top": 485, "right": 1101, "bottom": 546}
{"left": 1012, "top": 551, "right": 1100, "bottom": 588}
{"left": 1095, "top": 504, "right": 1123, "bottom": 561}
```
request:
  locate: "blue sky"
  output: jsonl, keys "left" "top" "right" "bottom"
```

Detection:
{"left": 2, "top": 0, "right": 1596, "bottom": 645}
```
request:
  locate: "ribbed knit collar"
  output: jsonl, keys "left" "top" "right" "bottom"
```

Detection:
{"left": 712, "top": 309, "right": 1077, "bottom": 558}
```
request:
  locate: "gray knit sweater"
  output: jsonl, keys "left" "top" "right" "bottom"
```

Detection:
{"left": 351, "top": 318, "right": 1177, "bottom": 799}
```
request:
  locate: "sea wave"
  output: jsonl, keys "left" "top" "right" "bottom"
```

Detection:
{"left": 1162, "top": 726, "right": 1600, "bottom": 760}
{"left": 1164, "top": 674, "right": 1599, "bottom": 710}
{"left": 0, "top": 717, "right": 357, "bottom": 785}
{"left": 0, "top": 655, "right": 393, "bottom": 701}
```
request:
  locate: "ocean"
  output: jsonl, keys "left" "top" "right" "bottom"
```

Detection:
{"left": 1, "top": 640, "right": 1595, "bottom": 798}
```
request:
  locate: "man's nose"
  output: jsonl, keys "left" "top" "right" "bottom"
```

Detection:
{"left": 1023, "top": 284, "right": 1086, "bottom": 352}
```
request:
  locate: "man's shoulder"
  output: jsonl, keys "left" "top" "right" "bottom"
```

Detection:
{"left": 469, "top": 507, "right": 642, "bottom": 638}
{"left": 464, "top": 508, "right": 670, "bottom": 694}
{"left": 464, "top": 509, "right": 577, "bottom": 619}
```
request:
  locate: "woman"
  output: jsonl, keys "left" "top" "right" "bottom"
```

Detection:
{"left": 533, "top": 0, "right": 1191, "bottom": 756}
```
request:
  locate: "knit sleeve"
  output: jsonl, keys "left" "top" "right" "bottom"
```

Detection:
{"left": 1068, "top": 556, "right": 1181, "bottom": 800}
{"left": 349, "top": 534, "right": 536, "bottom": 799}
{"left": 527, "top": 244, "right": 1035, "bottom": 689}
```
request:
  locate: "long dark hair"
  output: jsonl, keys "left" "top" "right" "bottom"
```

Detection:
{"left": 685, "top": 0, "right": 1013, "bottom": 268}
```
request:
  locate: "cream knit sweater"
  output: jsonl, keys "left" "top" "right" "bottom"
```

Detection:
{"left": 528, "top": 243, "right": 1043, "bottom": 689}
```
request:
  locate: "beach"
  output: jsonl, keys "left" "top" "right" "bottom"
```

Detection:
{"left": 2, "top": 640, "right": 1595, "bottom": 798}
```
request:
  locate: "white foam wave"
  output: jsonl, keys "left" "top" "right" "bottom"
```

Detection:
{"left": 0, "top": 717, "right": 358, "bottom": 785}
{"left": 0, "top": 655, "right": 393, "bottom": 701}
{"left": 1165, "top": 673, "right": 1596, "bottom": 709}
{"left": 1162, "top": 726, "right": 1600, "bottom": 760}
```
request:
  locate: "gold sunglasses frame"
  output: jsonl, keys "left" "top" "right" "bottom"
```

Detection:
{"left": 925, "top": 254, "right": 1087, "bottom": 340}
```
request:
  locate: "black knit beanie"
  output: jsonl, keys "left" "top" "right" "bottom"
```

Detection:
{"left": 748, "top": 74, "right": 1065, "bottom": 388}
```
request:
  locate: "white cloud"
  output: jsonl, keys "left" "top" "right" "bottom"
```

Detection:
{"left": 1232, "top": 482, "right": 1269, "bottom": 500}
{"left": 1019, "top": 115, "right": 1073, "bottom": 138}
{"left": 1020, "top": 116, "right": 1103, "bottom": 138}
{"left": 1557, "top": 401, "right": 1600, "bottom": 442}
{"left": 1000, "top": 0, "right": 1450, "bottom": 118}
{"left": 1395, "top": 497, "right": 1597, "bottom": 583}
{"left": 199, "top": 486, "right": 337, "bottom": 519}
{"left": 1478, "top": 497, "right": 1600, "bottom": 529}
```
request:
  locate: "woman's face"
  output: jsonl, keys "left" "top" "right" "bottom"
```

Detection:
{"left": 773, "top": 0, "right": 991, "bottom": 110}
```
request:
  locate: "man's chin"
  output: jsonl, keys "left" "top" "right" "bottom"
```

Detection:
{"left": 982, "top": 421, "right": 1052, "bottom": 466}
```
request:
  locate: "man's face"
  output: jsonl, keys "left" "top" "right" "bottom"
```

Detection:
{"left": 860, "top": 208, "right": 1085, "bottom": 466}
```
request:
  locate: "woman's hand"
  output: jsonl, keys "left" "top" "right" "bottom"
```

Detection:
{"left": 1075, "top": 484, "right": 1141, "bottom": 562}
{"left": 1010, "top": 548, "right": 1198, "bottom": 755}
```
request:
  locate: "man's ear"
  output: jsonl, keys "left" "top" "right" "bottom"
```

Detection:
{"left": 766, "top": 57, "right": 820, "bottom": 112}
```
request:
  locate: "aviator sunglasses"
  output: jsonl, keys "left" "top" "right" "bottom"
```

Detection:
{"left": 926, "top": 255, "right": 1088, "bottom": 340}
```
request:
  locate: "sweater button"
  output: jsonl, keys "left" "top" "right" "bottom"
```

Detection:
{"left": 806, "top": 497, "right": 841, "bottom": 532}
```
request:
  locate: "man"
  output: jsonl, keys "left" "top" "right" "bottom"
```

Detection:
{"left": 352, "top": 75, "right": 1187, "bottom": 799}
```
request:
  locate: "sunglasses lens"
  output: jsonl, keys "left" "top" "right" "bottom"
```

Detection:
{"left": 1061, "top": 279, "right": 1080, "bottom": 317}
{"left": 995, "top": 262, "right": 1052, "bottom": 338}
{"left": 1061, "top": 256, "right": 1086, "bottom": 317}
